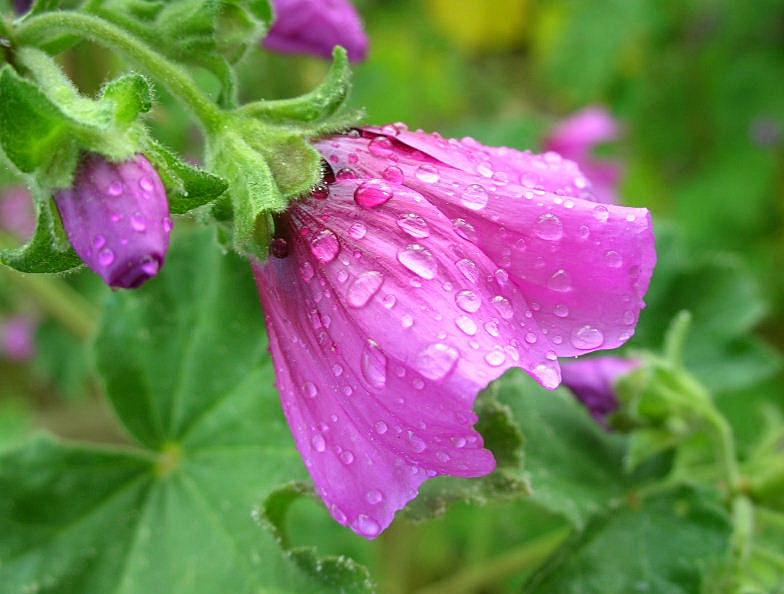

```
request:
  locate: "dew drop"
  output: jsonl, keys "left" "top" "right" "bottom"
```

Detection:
{"left": 553, "top": 304, "right": 570, "bottom": 318}
{"left": 354, "top": 179, "right": 393, "bottom": 208}
{"left": 311, "top": 434, "right": 326, "bottom": 452}
{"left": 349, "top": 222, "right": 367, "bottom": 239}
{"left": 368, "top": 136, "right": 395, "bottom": 158}
{"left": 130, "top": 214, "right": 147, "bottom": 232}
{"left": 461, "top": 184, "right": 489, "bottom": 210}
{"left": 415, "top": 343, "right": 459, "bottom": 381}
{"left": 535, "top": 213, "right": 563, "bottom": 240}
{"left": 456, "top": 258, "right": 479, "bottom": 284}
{"left": 383, "top": 166, "right": 404, "bottom": 183}
{"left": 139, "top": 177, "right": 155, "bottom": 192}
{"left": 605, "top": 250, "right": 623, "bottom": 268}
{"left": 353, "top": 515, "right": 381, "bottom": 537}
{"left": 301, "top": 381, "right": 318, "bottom": 399}
{"left": 301, "top": 262, "right": 315, "bottom": 282}
{"left": 397, "top": 213, "right": 430, "bottom": 238}
{"left": 593, "top": 205, "right": 609, "bottom": 223}
{"left": 340, "top": 450, "right": 355, "bottom": 465}
{"left": 374, "top": 420, "right": 388, "bottom": 435}
{"left": 92, "top": 234, "right": 106, "bottom": 250}
{"left": 547, "top": 269, "right": 572, "bottom": 292}
{"left": 107, "top": 180, "right": 124, "bottom": 196}
{"left": 366, "top": 490, "right": 384, "bottom": 504}
{"left": 397, "top": 244, "right": 437, "bottom": 279}
{"left": 415, "top": 164, "right": 440, "bottom": 184}
{"left": 570, "top": 325, "right": 605, "bottom": 350}
{"left": 408, "top": 432, "right": 427, "bottom": 453}
{"left": 347, "top": 271, "right": 384, "bottom": 308}
{"left": 162, "top": 216, "right": 173, "bottom": 234}
{"left": 534, "top": 363, "right": 561, "bottom": 389}
{"left": 311, "top": 229, "right": 340, "bottom": 263}
{"left": 456, "top": 290, "right": 481, "bottom": 313}
{"left": 361, "top": 339, "right": 387, "bottom": 389}
{"left": 452, "top": 218, "right": 478, "bottom": 243}
{"left": 98, "top": 248, "right": 115, "bottom": 267}
{"left": 484, "top": 349, "right": 506, "bottom": 367}
{"left": 491, "top": 295, "right": 514, "bottom": 319}
{"left": 455, "top": 315, "right": 478, "bottom": 336}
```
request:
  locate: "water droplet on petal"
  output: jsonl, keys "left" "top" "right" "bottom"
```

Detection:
{"left": 534, "top": 363, "right": 560, "bottom": 389}
{"left": 139, "top": 177, "right": 155, "bottom": 192}
{"left": 98, "top": 248, "right": 115, "bottom": 267}
{"left": 353, "top": 514, "right": 381, "bottom": 537}
{"left": 302, "top": 381, "right": 318, "bottom": 398}
{"left": 347, "top": 271, "right": 384, "bottom": 307}
{"left": 415, "top": 164, "right": 440, "bottom": 183}
{"left": 130, "top": 214, "right": 147, "bottom": 232}
{"left": 456, "top": 290, "right": 481, "bottom": 313}
{"left": 415, "top": 343, "right": 459, "bottom": 381}
{"left": 452, "top": 218, "right": 478, "bottom": 243}
{"left": 491, "top": 295, "right": 514, "bottom": 319}
{"left": 374, "top": 420, "right": 388, "bottom": 434}
{"left": 361, "top": 339, "right": 387, "bottom": 389}
{"left": 107, "top": 181, "right": 123, "bottom": 196}
{"left": 354, "top": 179, "right": 393, "bottom": 208}
{"left": 311, "top": 229, "right": 340, "bottom": 263}
{"left": 301, "top": 262, "right": 315, "bottom": 282}
{"left": 311, "top": 434, "right": 326, "bottom": 452}
{"left": 484, "top": 349, "right": 506, "bottom": 367}
{"left": 593, "top": 205, "right": 609, "bottom": 223}
{"left": 162, "top": 216, "right": 173, "bottom": 234}
{"left": 366, "top": 490, "right": 384, "bottom": 504}
{"left": 605, "top": 250, "right": 623, "bottom": 268}
{"left": 570, "top": 325, "right": 605, "bottom": 350}
{"left": 547, "top": 269, "right": 572, "bottom": 292}
{"left": 456, "top": 259, "right": 479, "bottom": 284}
{"left": 397, "top": 213, "right": 430, "bottom": 238}
{"left": 92, "top": 234, "right": 106, "bottom": 249}
{"left": 383, "top": 166, "right": 404, "bottom": 183}
{"left": 349, "top": 222, "right": 367, "bottom": 239}
{"left": 368, "top": 136, "right": 395, "bottom": 158}
{"left": 553, "top": 304, "right": 570, "bottom": 318}
{"left": 461, "top": 184, "right": 489, "bottom": 210}
{"left": 398, "top": 244, "right": 437, "bottom": 279}
{"left": 455, "top": 315, "right": 478, "bottom": 336}
{"left": 408, "top": 432, "right": 427, "bottom": 453}
{"left": 340, "top": 450, "right": 355, "bottom": 465}
{"left": 535, "top": 213, "right": 563, "bottom": 240}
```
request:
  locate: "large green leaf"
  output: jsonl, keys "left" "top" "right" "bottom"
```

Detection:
{"left": 525, "top": 487, "right": 732, "bottom": 594}
{"left": 0, "top": 228, "right": 373, "bottom": 594}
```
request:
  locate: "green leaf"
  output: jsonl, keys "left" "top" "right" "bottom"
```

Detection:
{"left": 98, "top": 73, "right": 154, "bottom": 126}
{"left": 525, "top": 487, "right": 733, "bottom": 594}
{"left": 0, "top": 228, "right": 373, "bottom": 593}
{"left": 143, "top": 138, "right": 228, "bottom": 214}
{"left": 0, "top": 197, "right": 82, "bottom": 274}
{"left": 0, "top": 65, "right": 74, "bottom": 174}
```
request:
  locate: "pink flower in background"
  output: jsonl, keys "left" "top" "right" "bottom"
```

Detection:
{"left": 264, "top": 0, "right": 369, "bottom": 62}
{"left": 561, "top": 356, "right": 639, "bottom": 424}
{"left": 0, "top": 315, "right": 36, "bottom": 361}
{"left": 254, "top": 125, "right": 656, "bottom": 538}
{"left": 545, "top": 106, "right": 623, "bottom": 204}
{"left": 0, "top": 187, "right": 36, "bottom": 241}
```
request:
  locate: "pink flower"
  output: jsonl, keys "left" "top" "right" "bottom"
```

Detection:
{"left": 264, "top": 0, "right": 369, "bottom": 62}
{"left": 560, "top": 356, "right": 639, "bottom": 424}
{"left": 0, "top": 187, "right": 36, "bottom": 241}
{"left": 253, "top": 125, "right": 656, "bottom": 538}
{"left": 545, "top": 106, "right": 623, "bottom": 204}
{"left": 0, "top": 315, "right": 36, "bottom": 361}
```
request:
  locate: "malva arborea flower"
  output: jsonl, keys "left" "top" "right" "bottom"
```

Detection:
{"left": 545, "top": 106, "right": 623, "bottom": 204}
{"left": 253, "top": 124, "right": 656, "bottom": 538}
{"left": 264, "top": 0, "right": 369, "bottom": 62}
{"left": 560, "top": 356, "right": 639, "bottom": 424}
{"left": 55, "top": 153, "right": 172, "bottom": 289}
{"left": 0, "top": 187, "right": 36, "bottom": 241}
{"left": 0, "top": 315, "right": 36, "bottom": 361}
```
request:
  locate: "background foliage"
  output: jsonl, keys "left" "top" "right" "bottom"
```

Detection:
{"left": 0, "top": 0, "right": 782, "bottom": 592}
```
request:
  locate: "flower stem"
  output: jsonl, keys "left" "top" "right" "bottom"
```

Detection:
{"left": 412, "top": 527, "right": 570, "bottom": 594}
{"left": 14, "top": 12, "right": 224, "bottom": 132}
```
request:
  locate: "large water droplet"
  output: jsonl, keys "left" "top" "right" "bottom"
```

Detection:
{"left": 397, "top": 213, "right": 430, "bottom": 238}
{"left": 311, "top": 229, "right": 340, "bottom": 263}
{"left": 139, "top": 177, "right": 155, "bottom": 192}
{"left": 368, "top": 136, "right": 395, "bottom": 158}
{"left": 456, "top": 258, "right": 479, "bottom": 284}
{"left": 347, "top": 271, "right": 384, "bottom": 308}
{"left": 354, "top": 179, "right": 393, "bottom": 208}
{"left": 311, "top": 434, "right": 326, "bottom": 452}
{"left": 455, "top": 314, "right": 478, "bottom": 336}
{"left": 570, "top": 325, "right": 605, "bottom": 350}
{"left": 361, "top": 339, "right": 387, "bottom": 389}
{"left": 456, "top": 290, "right": 481, "bottom": 313}
{"left": 491, "top": 295, "right": 514, "bottom": 319}
{"left": 535, "top": 213, "right": 563, "bottom": 240}
{"left": 353, "top": 514, "right": 381, "bottom": 537}
{"left": 398, "top": 244, "right": 437, "bottom": 279}
{"left": 461, "top": 184, "right": 489, "bottom": 210}
{"left": 547, "top": 269, "right": 572, "bottom": 292}
{"left": 452, "top": 218, "right": 478, "bottom": 243}
{"left": 484, "top": 349, "right": 506, "bottom": 367}
{"left": 534, "top": 363, "right": 560, "bottom": 389}
{"left": 415, "top": 164, "right": 440, "bottom": 184}
{"left": 383, "top": 166, "right": 404, "bottom": 184}
{"left": 415, "top": 343, "right": 459, "bottom": 381}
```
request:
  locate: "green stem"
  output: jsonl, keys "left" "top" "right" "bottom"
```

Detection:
{"left": 412, "top": 527, "right": 570, "bottom": 594}
{"left": 14, "top": 12, "right": 224, "bottom": 132}
{"left": 702, "top": 404, "right": 742, "bottom": 494}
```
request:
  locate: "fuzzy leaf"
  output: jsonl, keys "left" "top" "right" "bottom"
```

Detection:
{"left": 0, "top": 228, "right": 373, "bottom": 594}
{"left": 525, "top": 487, "right": 732, "bottom": 594}
{"left": 98, "top": 73, "right": 154, "bottom": 126}
{"left": 144, "top": 138, "right": 227, "bottom": 214}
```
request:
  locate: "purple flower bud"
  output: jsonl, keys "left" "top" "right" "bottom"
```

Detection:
{"left": 55, "top": 153, "right": 173, "bottom": 289}
{"left": 0, "top": 315, "right": 36, "bottom": 361}
{"left": 0, "top": 187, "right": 36, "bottom": 241}
{"left": 264, "top": 0, "right": 369, "bottom": 62}
{"left": 560, "top": 357, "right": 640, "bottom": 424}
{"left": 13, "top": 0, "right": 32, "bottom": 15}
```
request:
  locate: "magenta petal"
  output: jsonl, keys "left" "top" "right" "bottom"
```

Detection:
{"left": 253, "top": 175, "right": 578, "bottom": 537}
{"left": 264, "top": 0, "right": 369, "bottom": 62}
{"left": 561, "top": 356, "right": 639, "bottom": 423}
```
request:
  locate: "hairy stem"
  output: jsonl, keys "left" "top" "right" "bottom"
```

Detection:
{"left": 15, "top": 12, "right": 223, "bottom": 132}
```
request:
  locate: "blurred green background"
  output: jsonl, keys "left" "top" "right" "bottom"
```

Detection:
{"left": 1, "top": 0, "right": 783, "bottom": 592}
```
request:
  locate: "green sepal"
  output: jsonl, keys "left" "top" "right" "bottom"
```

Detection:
{"left": 143, "top": 138, "right": 228, "bottom": 214}
{"left": 98, "top": 73, "right": 154, "bottom": 125}
{"left": 238, "top": 47, "right": 352, "bottom": 124}
{"left": 0, "top": 195, "right": 81, "bottom": 274}
{"left": 208, "top": 129, "right": 286, "bottom": 259}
